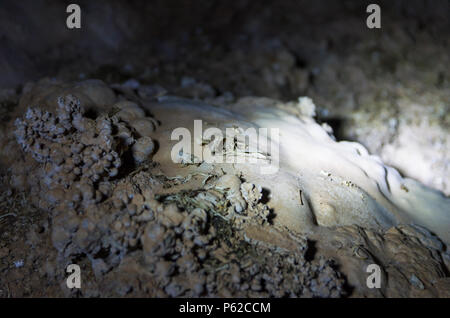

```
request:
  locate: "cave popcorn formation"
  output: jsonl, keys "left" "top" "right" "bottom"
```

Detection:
{"left": 1, "top": 78, "right": 448, "bottom": 297}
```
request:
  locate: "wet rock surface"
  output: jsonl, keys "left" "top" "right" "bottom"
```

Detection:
{"left": 0, "top": 1, "right": 449, "bottom": 298}
{"left": 0, "top": 79, "right": 448, "bottom": 298}
{"left": 1, "top": 80, "right": 346, "bottom": 297}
